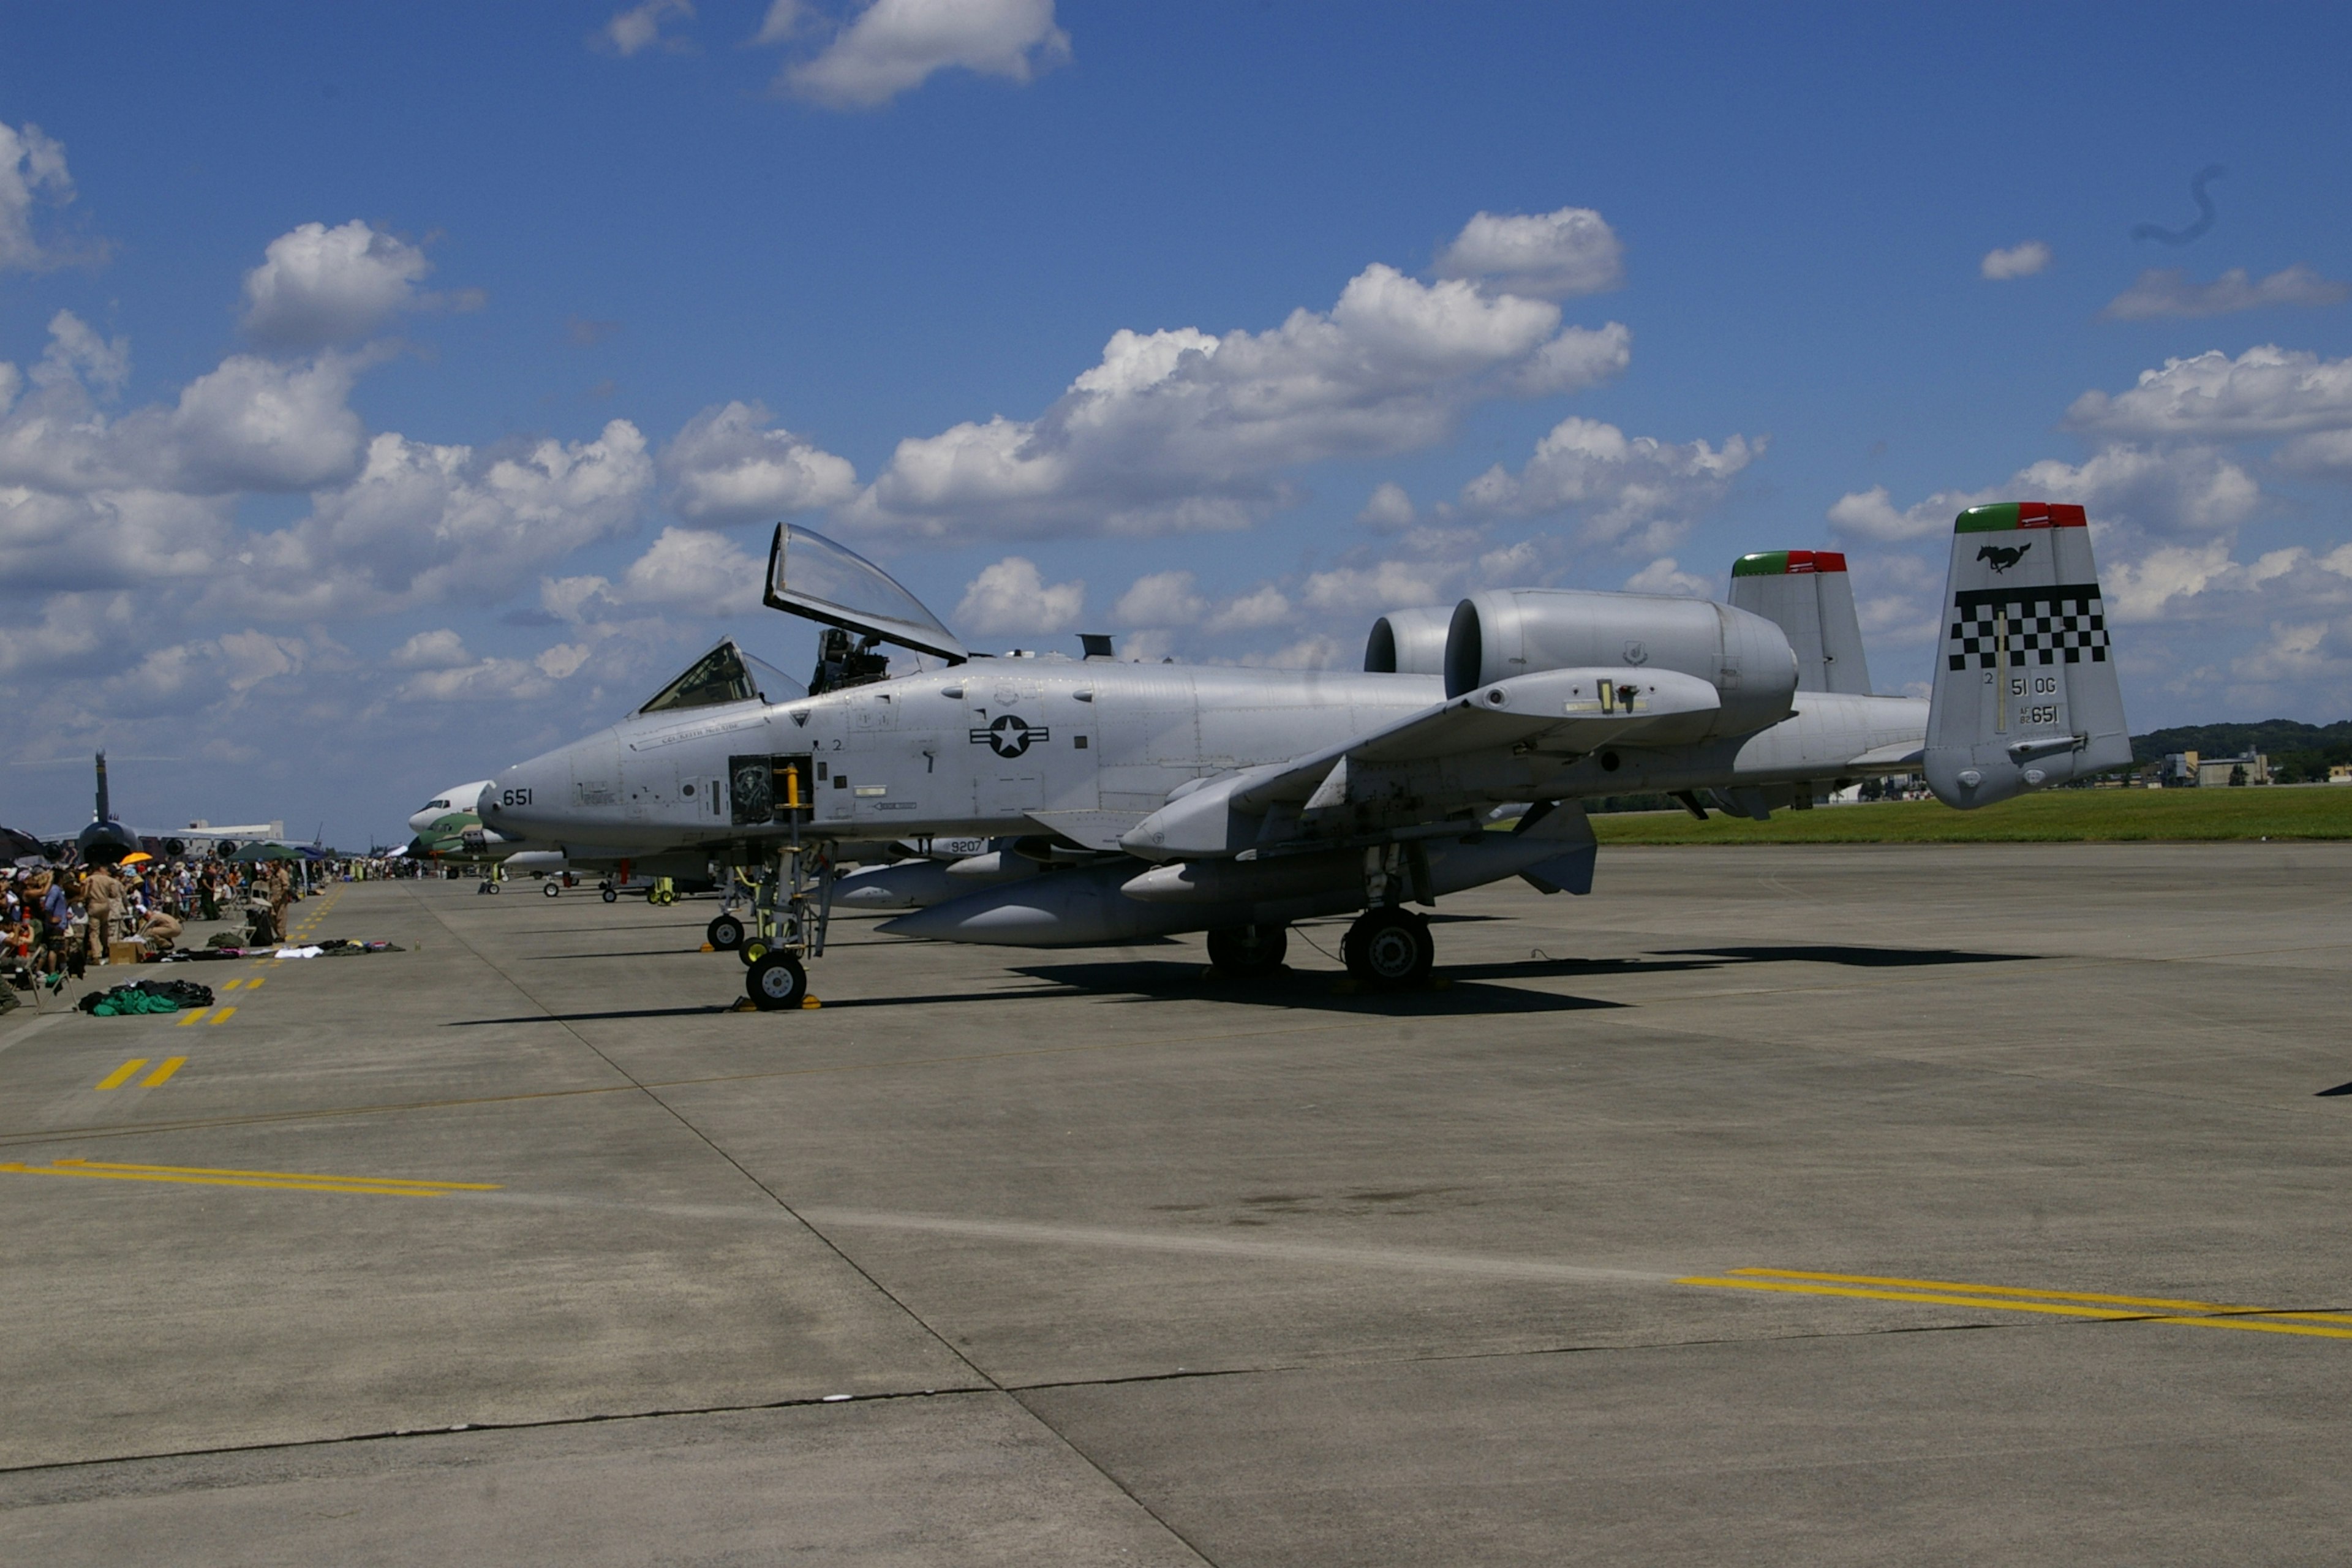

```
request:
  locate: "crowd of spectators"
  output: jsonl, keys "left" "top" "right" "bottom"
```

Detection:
{"left": 3, "top": 854, "right": 402, "bottom": 1001}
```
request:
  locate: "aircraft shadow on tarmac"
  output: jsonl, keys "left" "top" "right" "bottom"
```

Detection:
{"left": 1003, "top": 960, "right": 1626, "bottom": 1016}
{"left": 524, "top": 949, "right": 716, "bottom": 960}
{"left": 1649, "top": 944, "right": 2031, "bottom": 969}
{"left": 445, "top": 942, "right": 2032, "bottom": 1027}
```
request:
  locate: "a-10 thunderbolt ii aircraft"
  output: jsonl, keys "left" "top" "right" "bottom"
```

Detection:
{"left": 480, "top": 501, "right": 2127, "bottom": 1009}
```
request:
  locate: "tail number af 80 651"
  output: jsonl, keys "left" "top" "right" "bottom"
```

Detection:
{"left": 500, "top": 787, "right": 533, "bottom": 807}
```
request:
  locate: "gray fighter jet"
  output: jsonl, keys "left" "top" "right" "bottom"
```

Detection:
{"left": 482, "top": 501, "right": 2127, "bottom": 1008}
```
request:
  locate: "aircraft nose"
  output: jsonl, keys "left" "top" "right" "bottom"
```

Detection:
{"left": 487, "top": 756, "right": 565, "bottom": 832}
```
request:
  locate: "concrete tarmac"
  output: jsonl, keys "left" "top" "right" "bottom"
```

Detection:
{"left": 3, "top": 843, "right": 2350, "bottom": 1564}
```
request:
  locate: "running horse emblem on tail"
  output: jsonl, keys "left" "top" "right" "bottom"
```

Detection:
{"left": 1976, "top": 541, "right": 2031, "bottom": 573}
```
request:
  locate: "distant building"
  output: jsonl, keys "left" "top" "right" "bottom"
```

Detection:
{"left": 2160, "top": 750, "right": 2269, "bottom": 786}
{"left": 2331, "top": 764, "right": 2352, "bottom": 785}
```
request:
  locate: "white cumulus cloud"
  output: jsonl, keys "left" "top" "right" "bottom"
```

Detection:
{"left": 2101, "top": 265, "right": 2350, "bottom": 321}
{"left": 840, "top": 257, "right": 1629, "bottom": 540}
{"left": 390, "top": 628, "right": 473, "bottom": 669}
{"left": 2065, "top": 345, "right": 2352, "bottom": 440}
{"left": 1357, "top": 480, "right": 1415, "bottom": 532}
{"left": 954, "top": 555, "right": 1084, "bottom": 636}
{"left": 1111, "top": 569, "right": 1205, "bottom": 627}
{"left": 1452, "top": 415, "right": 1761, "bottom": 554}
{"left": 1980, "top": 240, "right": 2051, "bottom": 281}
{"left": 241, "top": 221, "right": 464, "bottom": 349}
{"left": 783, "top": 0, "right": 1070, "bottom": 110}
{"left": 0, "top": 119, "right": 80, "bottom": 272}
{"left": 1434, "top": 207, "right": 1624, "bottom": 299}
{"left": 600, "top": 0, "right": 695, "bottom": 56}
{"left": 0, "top": 323, "right": 372, "bottom": 499}
{"left": 619, "top": 526, "right": 766, "bottom": 612}
{"left": 1829, "top": 446, "right": 2256, "bottom": 546}
{"left": 227, "top": 420, "right": 654, "bottom": 616}
{"left": 1204, "top": 584, "right": 1292, "bottom": 633}
{"left": 1624, "top": 557, "right": 1714, "bottom": 597}
{"left": 660, "top": 401, "right": 858, "bottom": 524}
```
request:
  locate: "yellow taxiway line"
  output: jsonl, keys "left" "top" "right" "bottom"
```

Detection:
{"left": 1682, "top": 1265, "right": 2352, "bottom": 1342}
{"left": 0, "top": 1156, "right": 500, "bottom": 1197}
{"left": 141, "top": 1057, "right": 186, "bottom": 1087}
{"left": 94, "top": 1059, "right": 148, "bottom": 1090}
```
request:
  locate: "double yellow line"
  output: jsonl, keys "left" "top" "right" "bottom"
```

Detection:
{"left": 0, "top": 1156, "right": 500, "bottom": 1198}
{"left": 1683, "top": 1267, "right": 2352, "bottom": 1342}
{"left": 96, "top": 1057, "right": 186, "bottom": 1088}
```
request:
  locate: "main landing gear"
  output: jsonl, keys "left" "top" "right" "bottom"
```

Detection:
{"left": 706, "top": 911, "right": 745, "bottom": 952}
{"left": 1205, "top": 923, "right": 1288, "bottom": 978}
{"left": 1343, "top": 906, "right": 1434, "bottom": 990}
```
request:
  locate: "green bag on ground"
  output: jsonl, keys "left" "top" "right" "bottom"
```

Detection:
{"left": 86, "top": 989, "right": 181, "bottom": 1016}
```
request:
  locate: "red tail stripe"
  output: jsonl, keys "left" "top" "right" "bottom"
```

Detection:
{"left": 2017, "top": 502, "right": 2087, "bottom": 530}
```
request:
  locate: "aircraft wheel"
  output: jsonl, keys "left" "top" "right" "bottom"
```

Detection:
{"left": 746, "top": 951, "right": 807, "bottom": 1011}
{"left": 541, "top": 882, "right": 561, "bottom": 898}
{"left": 601, "top": 886, "right": 618, "bottom": 903}
{"left": 739, "top": 940, "right": 767, "bottom": 967}
{"left": 707, "top": 913, "right": 745, "bottom": 951}
{"left": 1206, "top": 924, "right": 1287, "bottom": 977}
{"left": 1344, "top": 907, "right": 1433, "bottom": 990}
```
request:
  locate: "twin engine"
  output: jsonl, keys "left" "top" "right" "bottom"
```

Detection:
{"left": 1367, "top": 589, "right": 1801, "bottom": 740}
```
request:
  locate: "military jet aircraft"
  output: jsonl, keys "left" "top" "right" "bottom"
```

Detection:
{"left": 37, "top": 753, "right": 287, "bottom": 865}
{"left": 480, "top": 502, "right": 2127, "bottom": 1009}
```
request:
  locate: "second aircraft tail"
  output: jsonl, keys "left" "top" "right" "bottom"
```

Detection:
{"left": 1727, "top": 551, "right": 1872, "bottom": 695}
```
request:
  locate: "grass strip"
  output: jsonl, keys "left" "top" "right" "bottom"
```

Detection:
{"left": 1589, "top": 786, "right": 2352, "bottom": 844}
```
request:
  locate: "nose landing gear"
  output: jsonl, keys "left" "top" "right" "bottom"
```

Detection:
{"left": 747, "top": 950, "right": 808, "bottom": 1009}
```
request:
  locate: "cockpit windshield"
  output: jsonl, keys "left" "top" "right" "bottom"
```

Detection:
{"left": 764, "top": 524, "right": 967, "bottom": 663}
{"left": 637, "top": 638, "right": 807, "bottom": 716}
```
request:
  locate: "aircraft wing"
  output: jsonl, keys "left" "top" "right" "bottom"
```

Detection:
{"left": 1122, "top": 666, "right": 1721, "bottom": 858}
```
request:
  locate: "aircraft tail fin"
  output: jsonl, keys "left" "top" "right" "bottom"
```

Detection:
{"left": 1728, "top": 551, "right": 1872, "bottom": 695}
{"left": 1923, "top": 503, "right": 2132, "bottom": 809}
{"left": 94, "top": 751, "right": 111, "bottom": 824}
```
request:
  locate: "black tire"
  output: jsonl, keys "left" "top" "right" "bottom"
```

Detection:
{"left": 739, "top": 940, "right": 767, "bottom": 967}
{"left": 1344, "top": 907, "right": 1433, "bottom": 990}
{"left": 541, "top": 882, "right": 561, "bottom": 898}
{"left": 745, "top": 951, "right": 807, "bottom": 1011}
{"left": 707, "top": 914, "right": 745, "bottom": 951}
{"left": 1206, "top": 924, "right": 1287, "bottom": 977}
{"left": 601, "top": 887, "right": 618, "bottom": 903}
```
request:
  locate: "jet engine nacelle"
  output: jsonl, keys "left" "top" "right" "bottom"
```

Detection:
{"left": 1444, "top": 589, "right": 1800, "bottom": 737}
{"left": 1363, "top": 606, "right": 1455, "bottom": 676}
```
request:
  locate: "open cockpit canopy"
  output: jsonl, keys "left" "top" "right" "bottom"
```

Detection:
{"left": 764, "top": 524, "right": 967, "bottom": 663}
{"left": 636, "top": 638, "right": 806, "bottom": 717}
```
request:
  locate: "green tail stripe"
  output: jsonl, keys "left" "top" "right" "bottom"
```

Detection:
{"left": 1955, "top": 503, "right": 2022, "bottom": 533}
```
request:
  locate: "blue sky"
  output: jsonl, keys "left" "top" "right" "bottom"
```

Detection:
{"left": 4, "top": 2, "right": 2349, "bottom": 845}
